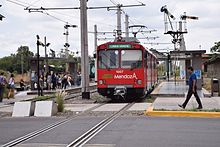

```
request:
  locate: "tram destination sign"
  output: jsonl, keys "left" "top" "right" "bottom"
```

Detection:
{"left": 108, "top": 44, "right": 132, "bottom": 49}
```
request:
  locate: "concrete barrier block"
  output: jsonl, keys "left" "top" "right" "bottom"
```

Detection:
{"left": 12, "top": 102, "right": 35, "bottom": 117}
{"left": 34, "top": 101, "right": 57, "bottom": 117}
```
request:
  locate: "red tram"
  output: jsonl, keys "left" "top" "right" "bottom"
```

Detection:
{"left": 97, "top": 41, "right": 157, "bottom": 100}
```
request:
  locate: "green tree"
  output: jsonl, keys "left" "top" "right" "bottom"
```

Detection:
{"left": 16, "top": 46, "right": 34, "bottom": 73}
{"left": 210, "top": 41, "right": 220, "bottom": 52}
{"left": 0, "top": 56, "right": 15, "bottom": 72}
{"left": 0, "top": 46, "right": 34, "bottom": 74}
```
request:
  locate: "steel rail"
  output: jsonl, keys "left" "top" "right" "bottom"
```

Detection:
{"left": 66, "top": 103, "right": 134, "bottom": 147}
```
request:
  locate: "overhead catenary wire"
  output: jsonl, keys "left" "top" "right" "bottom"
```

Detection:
{"left": 25, "top": 0, "right": 42, "bottom": 8}
{"left": 110, "top": 0, "right": 118, "bottom": 5}
{"left": 8, "top": 0, "right": 117, "bottom": 30}
{"left": 6, "top": 0, "right": 69, "bottom": 24}
{"left": 6, "top": 0, "right": 27, "bottom": 7}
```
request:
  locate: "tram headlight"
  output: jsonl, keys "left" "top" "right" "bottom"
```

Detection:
{"left": 137, "top": 79, "right": 142, "bottom": 85}
{"left": 99, "top": 80, "right": 104, "bottom": 85}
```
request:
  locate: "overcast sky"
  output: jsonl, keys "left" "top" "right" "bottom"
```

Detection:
{"left": 0, "top": 0, "right": 220, "bottom": 58}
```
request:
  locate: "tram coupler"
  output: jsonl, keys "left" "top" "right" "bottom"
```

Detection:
{"left": 114, "top": 86, "right": 127, "bottom": 99}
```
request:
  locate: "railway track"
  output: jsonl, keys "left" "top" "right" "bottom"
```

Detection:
{"left": 1, "top": 103, "right": 103, "bottom": 147}
{"left": 2, "top": 102, "right": 134, "bottom": 147}
{"left": 67, "top": 103, "right": 134, "bottom": 147}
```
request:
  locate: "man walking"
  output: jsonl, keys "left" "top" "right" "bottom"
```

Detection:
{"left": 178, "top": 66, "right": 203, "bottom": 109}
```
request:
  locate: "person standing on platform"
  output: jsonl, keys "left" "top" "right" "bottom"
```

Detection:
{"left": 51, "top": 72, "right": 56, "bottom": 90}
{"left": 0, "top": 72, "right": 7, "bottom": 102}
{"left": 178, "top": 66, "right": 203, "bottom": 109}
{"left": 47, "top": 72, "right": 52, "bottom": 90}
{"left": 8, "top": 74, "right": 15, "bottom": 98}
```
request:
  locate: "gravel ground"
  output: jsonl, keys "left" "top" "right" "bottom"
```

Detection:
{"left": 57, "top": 92, "right": 148, "bottom": 117}
{"left": 0, "top": 112, "right": 12, "bottom": 118}
{"left": 56, "top": 110, "right": 145, "bottom": 118}
{"left": 64, "top": 92, "right": 111, "bottom": 104}
{"left": 0, "top": 92, "right": 148, "bottom": 118}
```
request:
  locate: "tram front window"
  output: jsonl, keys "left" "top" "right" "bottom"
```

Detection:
{"left": 98, "top": 50, "right": 119, "bottom": 69}
{"left": 121, "top": 50, "right": 142, "bottom": 69}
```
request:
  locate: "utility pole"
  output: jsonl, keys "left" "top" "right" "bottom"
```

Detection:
{"left": 179, "top": 20, "right": 186, "bottom": 80}
{"left": 36, "top": 35, "right": 41, "bottom": 96}
{"left": 44, "top": 36, "right": 49, "bottom": 74}
{"left": 64, "top": 23, "right": 70, "bottom": 72}
{"left": 116, "top": 5, "right": 122, "bottom": 39}
{"left": 125, "top": 14, "right": 129, "bottom": 38}
{"left": 64, "top": 23, "right": 77, "bottom": 72}
{"left": 94, "top": 25, "right": 98, "bottom": 50}
{"left": 80, "top": 0, "right": 90, "bottom": 99}
{"left": 21, "top": 50, "right": 24, "bottom": 76}
{"left": 94, "top": 25, "right": 98, "bottom": 82}
{"left": 0, "top": 5, "right": 5, "bottom": 21}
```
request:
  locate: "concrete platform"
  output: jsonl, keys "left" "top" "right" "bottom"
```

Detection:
{"left": 0, "top": 91, "right": 36, "bottom": 106}
{"left": 92, "top": 104, "right": 128, "bottom": 112}
{"left": 128, "top": 103, "right": 151, "bottom": 111}
{"left": 145, "top": 96, "right": 220, "bottom": 118}
{"left": 27, "top": 83, "right": 97, "bottom": 95}
{"left": 64, "top": 104, "right": 99, "bottom": 112}
{"left": 0, "top": 105, "right": 13, "bottom": 113}
{"left": 153, "top": 97, "right": 220, "bottom": 110}
{"left": 151, "top": 81, "right": 211, "bottom": 97}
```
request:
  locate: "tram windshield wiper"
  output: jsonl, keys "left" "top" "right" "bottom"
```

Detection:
{"left": 131, "top": 62, "right": 137, "bottom": 70}
{"left": 100, "top": 59, "right": 110, "bottom": 70}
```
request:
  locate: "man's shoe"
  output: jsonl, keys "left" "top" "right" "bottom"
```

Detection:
{"left": 197, "top": 106, "right": 203, "bottom": 109}
{"left": 178, "top": 104, "right": 185, "bottom": 109}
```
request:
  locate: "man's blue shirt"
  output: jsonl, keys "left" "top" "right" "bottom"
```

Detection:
{"left": 189, "top": 73, "right": 197, "bottom": 87}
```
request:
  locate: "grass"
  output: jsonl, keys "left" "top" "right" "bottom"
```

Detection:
{"left": 143, "top": 95, "right": 156, "bottom": 103}
{"left": 55, "top": 91, "right": 66, "bottom": 112}
{"left": 90, "top": 93, "right": 110, "bottom": 103}
{"left": 3, "top": 87, "right": 9, "bottom": 98}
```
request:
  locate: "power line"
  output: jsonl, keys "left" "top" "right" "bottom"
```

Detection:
{"left": 25, "top": 4, "right": 145, "bottom": 11}
{"left": 6, "top": 0, "right": 69, "bottom": 23}
{"left": 6, "top": 0, "right": 27, "bottom": 7}
{"left": 110, "top": 0, "right": 118, "bottom": 5}
{"left": 26, "top": 0, "right": 42, "bottom": 8}
{"left": 7, "top": 0, "right": 117, "bottom": 32}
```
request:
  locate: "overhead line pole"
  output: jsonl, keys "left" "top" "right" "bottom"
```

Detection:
{"left": 94, "top": 25, "right": 98, "bottom": 82}
{"left": 80, "top": 0, "right": 90, "bottom": 99}
{"left": 116, "top": 5, "right": 122, "bottom": 39}
{"left": 44, "top": 36, "right": 49, "bottom": 74}
{"left": 125, "top": 14, "right": 129, "bottom": 38}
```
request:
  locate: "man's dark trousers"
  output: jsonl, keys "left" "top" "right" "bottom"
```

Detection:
{"left": 0, "top": 87, "right": 3, "bottom": 102}
{"left": 182, "top": 86, "right": 202, "bottom": 108}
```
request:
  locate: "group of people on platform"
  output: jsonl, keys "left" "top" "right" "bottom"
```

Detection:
{"left": 0, "top": 72, "right": 16, "bottom": 102}
{"left": 32, "top": 71, "right": 81, "bottom": 91}
{"left": 0, "top": 71, "right": 82, "bottom": 102}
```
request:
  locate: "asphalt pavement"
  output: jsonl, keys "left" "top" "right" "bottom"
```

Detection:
{"left": 0, "top": 117, "right": 64, "bottom": 145}
{"left": 86, "top": 116, "right": 220, "bottom": 147}
{"left": 1, "top": 116, "right": 220, "bottom": 147}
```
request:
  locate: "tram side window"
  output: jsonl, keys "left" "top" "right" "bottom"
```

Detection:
{"left": 121, "top": 50, "right": 142, "bottom": 68}
{"left": 98, "top": 50, "right": 119, "bottom": 69}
